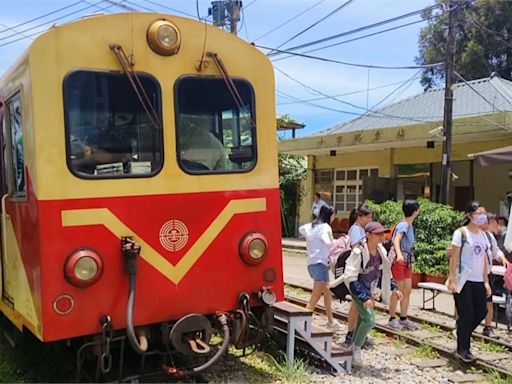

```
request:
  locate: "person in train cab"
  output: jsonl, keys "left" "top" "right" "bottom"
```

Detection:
{"left": 178, "top": 114, "right": 228, "bottom": 171}
{"left": 448, "top": 201, "right": 492, "bottom": 363}
{"left": 299, "top": 205, "right": 343, "bottom": 331}
{"left": 343, "top": 221, "right": 402, "bottom": 365}
{"left": 69, "top": 135, "right": 129, "bottom": 174}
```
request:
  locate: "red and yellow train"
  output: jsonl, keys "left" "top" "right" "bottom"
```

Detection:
{"left": 0, "top": 11, "right": 283, "bottom": 378}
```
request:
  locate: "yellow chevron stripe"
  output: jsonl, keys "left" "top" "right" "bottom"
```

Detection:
{"left": 61, "top": 198, "right": 266, "bottom": 284}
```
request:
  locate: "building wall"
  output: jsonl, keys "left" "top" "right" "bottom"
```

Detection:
{"left": 296, "top": 139, "right": 512, "bottom": 227}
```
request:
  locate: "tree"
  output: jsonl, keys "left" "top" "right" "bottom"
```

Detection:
{"left": 277, "top": 115, "right": 307, "bottom": 236}
{"left": 416, "top": 0, "right": 512, "bottom": 90}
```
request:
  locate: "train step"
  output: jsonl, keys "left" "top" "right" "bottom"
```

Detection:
{"left": 272, "top": 301, "right": 352, "bottom": 375}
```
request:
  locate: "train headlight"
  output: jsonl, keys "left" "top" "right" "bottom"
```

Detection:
{"left": 147, "top": 19, "right": 181, "bottom": 56}
{"left": 239, "top": 233, "right": 268, "bottom": 265}
{"left": 65, "top": 249, "right": 103, "bottom": 287}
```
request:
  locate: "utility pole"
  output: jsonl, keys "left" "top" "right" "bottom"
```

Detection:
{"left": 439, "top": 0, "right": 457, "bottom": 205}
{"left": 209, "top": 1, "right": 242, "bottom": 35}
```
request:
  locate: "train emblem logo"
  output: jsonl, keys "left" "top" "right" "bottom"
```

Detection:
{"left": 159, "top": 220, "right": 189, "bottom": 252}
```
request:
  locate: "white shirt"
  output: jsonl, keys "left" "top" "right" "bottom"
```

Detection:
{"left": 311, "top": 199, "right": 328, "bottom": 217}
{"left": 299, "top": 222, "right": 333, "bottom": 266}
{"left": 452, "top": 228, "right": 488, "bottom": 283}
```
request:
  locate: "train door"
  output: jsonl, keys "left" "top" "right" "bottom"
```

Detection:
{"left": 0, "top": 92, "right": 25, "bottom": 306}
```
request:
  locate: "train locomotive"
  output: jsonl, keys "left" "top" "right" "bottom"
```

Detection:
{"left": 0, "top": 11, "right": 283, "bottom": 378}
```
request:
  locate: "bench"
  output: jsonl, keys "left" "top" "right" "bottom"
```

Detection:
{"left": 418, "top": 282, "right": 506, "bottom": 325}
{"left": 418, "top": 282, "right": 450, "bottom": 312}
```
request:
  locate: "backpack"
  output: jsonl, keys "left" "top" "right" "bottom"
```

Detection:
{"left": 328, "top": 234, "right": 351, "bottom": 274}
{"left": 330, "top": 248, "right": 363, "bottom": 302}
{"left": 382, "top": 223, "right": 398, "bottom": 253}
{"left": 504, "top": 266, "right": 512, "bottom": 291}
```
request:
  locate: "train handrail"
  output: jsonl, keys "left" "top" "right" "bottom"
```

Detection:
{"left": 1, "top": 193, "right": 8, "bottom": 296}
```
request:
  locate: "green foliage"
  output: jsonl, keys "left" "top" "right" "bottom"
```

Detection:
{"left": 412, "top": 344, "right": 439, "bottom": 360}
{"left": 278, "top": 124, "right": 307, "bottom": 236}
{"left": 366, "top": 198, "right": 464, "bottom": 276}
{"left": 416, "top": 0, "right": 512, "bottom": 89}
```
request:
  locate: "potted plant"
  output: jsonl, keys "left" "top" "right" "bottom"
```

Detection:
{"left": 411, "top": 263, "right": 424, "bottom": 288}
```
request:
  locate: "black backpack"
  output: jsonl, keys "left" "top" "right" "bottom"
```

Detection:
{"left": 330, "top": 249, "right": 363, "bottom": 302}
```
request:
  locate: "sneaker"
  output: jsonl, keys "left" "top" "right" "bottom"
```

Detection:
{"left": 326, "top": 320, "right": 343, "bottom": 331}
{"left": 399, "top": 318, "right": 419, "bottom": 330}
{"left": 483, "top": 326, "right": 494, "bottom": 337}
{"left": 344, "top": 331, "right": 353, "bottom": 346}
{"left": 351, "top": 345, "right": 363, "bottom": 365}
{"left": 388, "top": 319, "right": 404, "bottom": 330}
{"left": 457, "top": 350, "right": 476, "bottom": 363}
{"left": 362, "top": 336, "right": 374, "bottom": 350}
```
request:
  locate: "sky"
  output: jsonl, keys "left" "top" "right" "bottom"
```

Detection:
{"left": 0, "top": 0, "right": 436, "bottom": 137}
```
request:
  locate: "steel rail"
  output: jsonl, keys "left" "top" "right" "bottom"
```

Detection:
{"left": 284, "top": 293, "right": 512, "bottom": 378}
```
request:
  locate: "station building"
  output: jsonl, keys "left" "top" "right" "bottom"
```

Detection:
{"left": 279, "top": 75, "right": 512, "bottom": 229}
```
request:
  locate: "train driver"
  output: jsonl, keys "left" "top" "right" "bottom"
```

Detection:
{"left": 177, "top": 114, "right": 228, "bottom": 171}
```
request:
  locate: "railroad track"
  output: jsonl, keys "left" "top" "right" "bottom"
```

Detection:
{"left": 284, "top": 284, "right": 512, "bottom": 378}
{"left": 286, "top": 281, "right": 512, "bottom": 352}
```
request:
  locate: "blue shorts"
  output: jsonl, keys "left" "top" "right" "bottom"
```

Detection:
{"left": 308, "top": 263, "right": 329, "bottom": 283}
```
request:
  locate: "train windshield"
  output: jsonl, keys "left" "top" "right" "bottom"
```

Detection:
{"left": 175, "top": 77, "right": 256, "bottom": 173}
{"left": 63, "top": 70, "right": 163, "bottom": 178}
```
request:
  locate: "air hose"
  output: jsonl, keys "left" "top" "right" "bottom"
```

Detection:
{"left": 163, "top": 313, "right": 230, "bottom": 378}
{"left": 123, "top": 237, "right": 148, "bottom": 354}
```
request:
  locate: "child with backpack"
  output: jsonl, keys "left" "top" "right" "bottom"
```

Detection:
{"left": 331, "top": 221, "right": 402, "bottom": 365}
{"left": 299, "top": 205, "right": 342, "bottom": 330}
{"left": 447, "top": 201, "right": 492, "bottom": 363}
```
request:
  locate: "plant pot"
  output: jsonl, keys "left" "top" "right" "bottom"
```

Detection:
{"left": 424, "top": 274, "right": 446, "bottom": 285}
{"left": 411, "top": 272, "right": 423, "bottom": 288}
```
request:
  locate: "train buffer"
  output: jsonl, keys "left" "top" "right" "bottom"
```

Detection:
{"left": 272, "top": 301, "right": 352, "bottom": 375}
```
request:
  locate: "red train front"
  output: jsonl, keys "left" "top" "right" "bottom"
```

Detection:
{"left": 0, "top": 12, "right": 283, "bottom": 377}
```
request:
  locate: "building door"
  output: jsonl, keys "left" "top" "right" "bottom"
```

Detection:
{"left": 454, "top": 186, "right": 471, "bottom": 212}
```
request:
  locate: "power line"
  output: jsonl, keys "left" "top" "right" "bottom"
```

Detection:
{"left": 276, "top": 90, "right": 362, "bottom": 116}
{"left": 0, "top": 1, "right": 84, "bottom": 35}
{"left": 268, "top": 0, "right": 356, "bottom": 56}
{"left": 276, "top": 76, "right": 421, "bottom": 106}
{"left": 269, "top": 4, "right": 440, "bottom": 58}
{"left": 244, "top": 0, "right": 258, "bottom": 10}
{"left": 272, "top": 18, "right": 427, "bottom": 63}
{"left": 274, "top": 66, "right": 431, "bottom": 125}
{"left": 0, "top": 0, "right": 111, "bottom": 42}
{"left": 253, "top": 0, "right": 326, "bottom": 42}
{"left": 464, "top": 8, "right": 512, "bottom": 50}
{"left": 369, "top": 70, "right": 421, "bottom": 111}
{"left": 137, "top": 0, "right": 195, "bottom": 18}
{"left": 257, "top": 44, "right": 443, "bottom": 70}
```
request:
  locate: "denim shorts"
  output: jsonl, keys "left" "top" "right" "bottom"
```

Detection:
{"left": 308, "top": 263, "right": 329, "bottom": 283}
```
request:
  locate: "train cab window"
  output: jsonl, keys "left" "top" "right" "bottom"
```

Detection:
{"left": 4, "top": 94, "right": 25, "bottom": 197}
{"left": 175, "top": 77, "right": 256, "bottom": 173}
{"left": 63, "top": 70, "right": 163, "bottom": 178}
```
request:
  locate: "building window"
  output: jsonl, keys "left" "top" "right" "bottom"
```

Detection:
{"left": 334, "top": 167, "right": 378, "bottom": 213}
{"left": 314, "top": 169, "right": 334, "bottom": 203}
{"left": 4, "top": 93, "right": 25, "bottom": 196}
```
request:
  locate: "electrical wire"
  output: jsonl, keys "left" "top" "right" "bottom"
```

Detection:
{"left": 253, "top": 0, "right": 326, "bottom": 42}
{"left": 0, "top": 0, "right": 111, "bottom": 42}
{"left": 272, "top": 18, "right": 428, "bottom": 63}
{"left": 0, "top": 0, "right": 84, "bottom": 35}
{"left": 258, "top": 45, "right": 443, "bottom": 70}
{"left": 244, "top": 0, "right": 258, "bottom": 10}
{"left": 276, "top": 76, "right": 422, "bottom": 106}
{"left": 268, "top": 0, "right": 356, "bottom": 56}
{"left": 138, "top": 0, "right": 195, "bottom": 17}
{"left": 464, "top": 8, "right": 512, "bottom": 50}
{"left": 274, "top": 66, "right": 431, "bottom": 125}
{"left": 268, "top": 4, "right": 440, "bottom": 57}
{"left": 276, "top": 90, "right": 362, "bottom": 116}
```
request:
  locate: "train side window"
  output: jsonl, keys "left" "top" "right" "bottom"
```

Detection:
{"left": 63, "top": 70, "right": 163, "bottom": 178}
{"left": 175, "top": 76, "right": 256, "bottom": 174}
{"left": 4, "top": 94, "right": 26, "bottom": 197}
